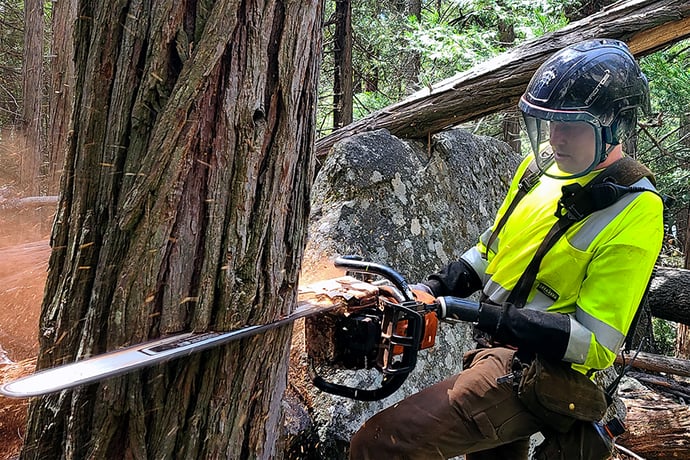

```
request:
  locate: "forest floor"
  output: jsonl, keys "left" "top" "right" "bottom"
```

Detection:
{"left": 0, "top": 233, "right": 47, "bottom": 460}
{"left": 0, "top": 133, "right": 51, "bottom": 459}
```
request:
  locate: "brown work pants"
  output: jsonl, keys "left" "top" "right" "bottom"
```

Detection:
{"left": 349, "top": 347, "right": 543, "bottom": 460}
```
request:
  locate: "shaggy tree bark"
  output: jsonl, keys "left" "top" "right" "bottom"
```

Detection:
{"left": 21, "top": 1, "right": 322, "bottom": 459}
{"left": 19, "top": 0, "right": 43, "bottom": 194}
{"left": 315, "top": 0, "right": 690, "bottom": 158}
{"left": 46, "top": 0, "right": 77, "bottom": 192}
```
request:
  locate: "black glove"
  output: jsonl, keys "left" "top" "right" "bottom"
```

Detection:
{"left": 476, "top": 302, "right": 570, "bottom": 361}
{"left": 425, "top": 259, "right": 482, "bottom": 297}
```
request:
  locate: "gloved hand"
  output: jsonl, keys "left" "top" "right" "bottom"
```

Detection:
{"left": 379, "top": 283, "right": 437, "bottom": 304}
{"left": 408, "top": 283, "right": 433, "bottom": 296}
{"left": 410, "top": 286, "right": 436, "bottom": 305}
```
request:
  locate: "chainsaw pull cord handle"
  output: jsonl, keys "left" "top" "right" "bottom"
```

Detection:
{"left": 334, "top": 255, "right": 415, "bottom": 302}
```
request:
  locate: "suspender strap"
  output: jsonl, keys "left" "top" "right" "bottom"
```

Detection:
{"left": 506, "top": 216, "right": 573, "bottom": 307}
{"left": 485, "top": 160, "right": 543, "bottom": 259}
{"left": 506, "top": 157, "right": 655, "bottom": 308}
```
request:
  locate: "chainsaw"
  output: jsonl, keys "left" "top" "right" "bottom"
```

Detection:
{"left": 0, "top": 256, "right": 477, "bottom": 400}
{"left": 304, "top": 255, "right": 477, "bottom": 401}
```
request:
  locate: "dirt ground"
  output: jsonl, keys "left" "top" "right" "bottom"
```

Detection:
{"left": 0, "top": 137, "right": 52, "bottom": 459}
{"left": 0, "top": 227, "right": 51, "bottom": 459}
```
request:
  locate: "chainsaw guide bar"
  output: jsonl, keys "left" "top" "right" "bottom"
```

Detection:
{"left": 0, "top": 276, "right": 374, "bottom": 399}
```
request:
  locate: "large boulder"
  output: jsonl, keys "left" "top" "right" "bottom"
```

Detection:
{"left": 283, "top": 128, "right": 520, "bottom": 458}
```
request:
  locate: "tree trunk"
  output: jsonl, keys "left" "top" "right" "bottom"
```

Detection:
{"left": 19, "top": 0, "right": 44, "bottom": 194}
{"left": 333, "top": 0, "right": 353, "bottom": 129}
{"left": 676, "top": 117, "right": 690, "bottom": 359}
{"left": 496, "top": 9, "right": 520, "bottom": 152}
{"left": 648, "top": 267, "right": 690, "bottom": 325}
{"left": 399, "top": 0, "right": 422, "bottom": 95}
{"left": 315, "top": 0, "right": 690, "bottom": 158}
{"left": 47, "top": 0, "right": 77, "bottom": 192}
{"left": 614, "top": 351, "right": 690, "bottom": 377}
{"left": 21, "top": 1, "right": 322, "bottom": 459}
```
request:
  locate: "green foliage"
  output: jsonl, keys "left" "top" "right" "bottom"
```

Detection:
{"left": 407, "top": 0, "right": 568, "bottom": 77}
{"left": 637, "top": 41, "right": 690, "bottom": 237}
{"left": 317, "top": 0, "right": 570, "bottom": 137}
{"left": 319, "top": 0, "right": 419, "bottom": 136}
{"left": 652, "top": 317, "right": 677, "bottom": 357}
{"left": 642, "top": 43, "right": 690, "bottom": 116}
{"left": 0, "top": 0, "right": 24, "bottom": 126}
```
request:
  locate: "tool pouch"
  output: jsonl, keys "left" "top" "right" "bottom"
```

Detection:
{"left": 533, "top": 421, "right": 614, "bottom": 460}
{"left": 517, "top": 355, "right": 608, "bottom": 433}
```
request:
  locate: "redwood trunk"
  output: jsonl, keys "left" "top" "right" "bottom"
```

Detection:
{"left": 19, "top": 0, "right": 43, "bottom": 194}
{"left": 21, "top": 1, "right": 322, "bottom": 459}
{"left": 46, "top": 0, "right": 77, "bottom": 192}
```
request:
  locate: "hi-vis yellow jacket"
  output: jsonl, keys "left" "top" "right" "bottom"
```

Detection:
{"left": 461, "top": 154, "right": 664, "bottom": 374}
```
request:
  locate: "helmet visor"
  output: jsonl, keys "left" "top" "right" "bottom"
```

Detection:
{"left": 522, "top": 114, "right": 604, "bottom": 179}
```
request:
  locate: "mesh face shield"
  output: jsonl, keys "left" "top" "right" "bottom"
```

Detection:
{"left": 520, "top": 100, "right": 606, "bottom": 180}
{"left": 518, "top": 39, "right": 650, "bottom": 180}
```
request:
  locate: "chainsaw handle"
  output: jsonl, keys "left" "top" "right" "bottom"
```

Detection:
{"left": 437, "top": 296, "right": 481, "bottom": 323}
{"left": 313, "top": 373, "right": 409, "bottom": 401}
{"left": 334, "top": 255, "right": 415, "bottom": 302}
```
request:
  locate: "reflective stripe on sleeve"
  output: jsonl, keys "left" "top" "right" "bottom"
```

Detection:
{"left": 576, "top": 305, "right": 626, "bottom": 353}
{"left": 479, "top": 227, "right": 498, "bottom": 256}
{"left": 461, "top": 247, "right": 489, "bottom": 285}
{"left": 483, "top": 279, "right": 510, "bottom": 304}
{"left": 528, "top": 288, "right": 557, "bottom": 311}
{"left": 565, "top": 308, "right": 626, "bottom": 364}
{"left": 564, "top": 315, "right": 592, "bottom": 364}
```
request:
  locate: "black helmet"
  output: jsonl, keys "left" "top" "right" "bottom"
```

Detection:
{"left": 519, "top": 39, "right": 650, "bottom": 178}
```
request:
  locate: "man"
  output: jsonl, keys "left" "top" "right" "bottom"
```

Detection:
{"left": 349, "top": 39, "right": 664, "bottom": 459}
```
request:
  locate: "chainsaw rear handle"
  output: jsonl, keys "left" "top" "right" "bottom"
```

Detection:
{"left": 437, "top": 296, "right": 481, "bottom": 323}
{"left": 334, "top": 255, "right": 415, "bottom": 302}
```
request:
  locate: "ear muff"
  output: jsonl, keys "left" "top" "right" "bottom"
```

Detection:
{"left": 602, "top": 125, "right": 616, "bottom": 145}
{"left": 607, "top": 110, "right": 637, "bottom": 145}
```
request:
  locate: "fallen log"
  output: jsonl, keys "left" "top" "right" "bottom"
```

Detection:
{"left": 626, "top": 371, "right": 690, "bottom": 400}
{"left": 615, "top": 351, "right": 690, "bottom": 378}
{"left": 315, "top": 0, "right": 690, "bottom": 158}
{"left": 648, "top": 266, "right": 690, "bottom": 325}
{"left": 0, "top": 196, "right": 58, "bottom": 210}
{"left": 617, "top": 380, "right": 690, "bottom": 459}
